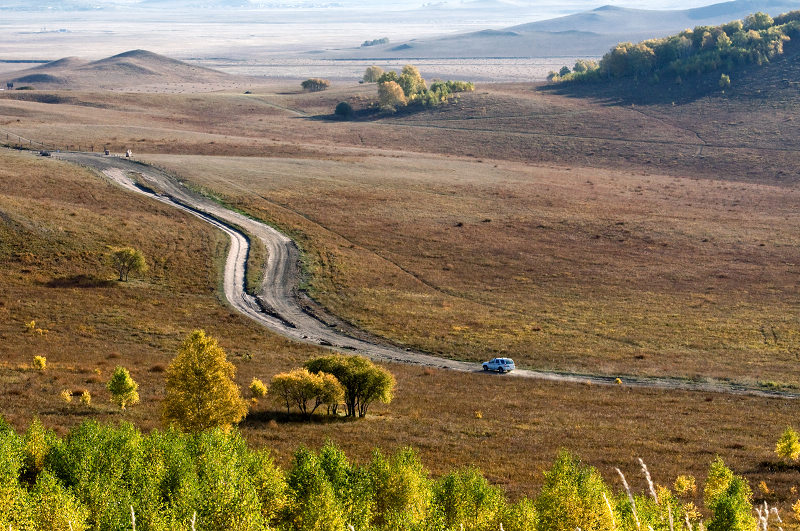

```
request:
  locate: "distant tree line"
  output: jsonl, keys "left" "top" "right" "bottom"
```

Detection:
{"left": 361, "top": 37, "right": 389, "bottom": 47}
{"left": 550, "top": 10, "right": 800, "bottom": 85}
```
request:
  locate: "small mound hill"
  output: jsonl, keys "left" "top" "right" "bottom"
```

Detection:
{"left": 2, "top": 50, "right": 228, "bottom": 90}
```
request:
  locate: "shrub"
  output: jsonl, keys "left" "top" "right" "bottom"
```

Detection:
{"left": 79, "top": 390, "right": 91, "bottom": 407}
{"left": 776, "top": 426, "right": 800, "bottom": 462}
{"left": 109, "top": 246, "right": 147, "bottom": 281}
{"left": 720, "top": 72, "right": 731, "bottom": 88}
{"left": 285, "top": 446, "right": 347, "bottom": 530}
{"left": 59, "top": 389, "right": 73, "bottom": 404}
{"left": 30, "top": 471, "right": 90, "bottom": 531}
{"left": 33, "top": 355, "right": 46, "bottom": 370}
{"left": 334, "top": 101, "right": 354, "bottom": 119}
{"left": 301, "top": 78, "right": 330, "bottom": 92}
{"left": 304, "top": 354, "right": 395, "bottom": 417}
{"left": 163, "top": 330, "right": 248, "bottom": 432}
{"left": 250, "top": 377, "right": 268, "bottom": 399}
{"left": 107, "top": 366, "right": 139, "bottom": 410}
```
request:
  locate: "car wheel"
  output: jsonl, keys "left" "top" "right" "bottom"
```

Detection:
{"left": 483, "top": 365, "right": 489, "bottom": 371}
{"left": 498, "top": 367, "right": 504, "bottom": 374}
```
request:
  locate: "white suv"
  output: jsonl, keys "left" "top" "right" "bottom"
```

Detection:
{"left": 482, "top": 357, "right": 515, "bottom": 373}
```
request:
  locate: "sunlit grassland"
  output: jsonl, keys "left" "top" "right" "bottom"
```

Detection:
{"left": 142, "top": 152, "right": 800, "bottom": 386}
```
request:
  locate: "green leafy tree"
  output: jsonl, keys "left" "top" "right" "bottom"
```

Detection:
{"left": 433, "top": 467, "right": 506, "bottom": 531}
{"left": 707, "top": 476, "right": 757, "bottom": 531}
{"left": 107, "top": 366, "right": 139, "bottom": 410}
{"left": 29, "top": 472, "right": 90, "bottom": 531}
{"left": 301, "top": 78, "right": 330, "bottom": 92}
{"left": 109, "top": 247, "right": 147, "bottom": 282}
{"left": 249, "top": 377, "right": 268, "bottom": 399}
{"left": 285, "top": 446, "right": 346, "bottom": 531}
{"left": 559, "top": 65, "right": 571, "bottom": 77}
{"left": 776, "top": 426, "right": 800, "bottom": 462}
{"left": 368, "top": 447, "right": 430, "bottom": 529}
{"left": 162, "top": 330, "right": 248, "bottom": 432}
{"left": 363, "top": 65, "right": 384, "bottom": 83}
{"left": 305, "top": 354, "right": 395, "bottom": 417}
{"left": 744, "top": 12, "right": 774, "bottom": 31}
{"left": 534, "top": 451, "right": 615, "bottom": 531}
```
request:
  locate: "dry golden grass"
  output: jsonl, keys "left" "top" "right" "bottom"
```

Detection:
{"left": 3, "top": 75, "right": 800, "bottom": 511}
{"left": 142, "top": 152, "right": 800, "bottom": 387}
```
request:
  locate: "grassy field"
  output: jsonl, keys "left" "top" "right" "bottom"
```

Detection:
{"left": 2, "top": 56, "right": 800, "bottom": 511}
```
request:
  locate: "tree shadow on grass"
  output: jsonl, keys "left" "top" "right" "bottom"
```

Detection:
{"left": 44, "top": 274, "right": 115, "bottom": 288}
{"left": 242, "top": 409, "right": 356, "bottom": 426}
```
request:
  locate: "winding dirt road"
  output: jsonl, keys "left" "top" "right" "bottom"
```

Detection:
{"left": 54, "top": 152, "right": 798, "bottom": 399}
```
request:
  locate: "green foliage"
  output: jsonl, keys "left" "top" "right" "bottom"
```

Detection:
{"left": 163, "top": 330, "right": 248, "bottom": 432}
{"left": 719, "top": 72, "right": 731, "bottom": 88}
{"left": 249, "top": 377, "right": 268, "bottom": 399}
{"left": 107, "top": 365, "right": 140, "bottom": 410}
{"left": 29, "top": 471, "right": 90, "bottom": 531}
{"left": 704, "top": 456, "right": 734, "bottom": 508}
{"left": 285, "top": 446, "right": 347, "bottom": 530}
{"left": 433, "top": 467, "right": 507, "bottom": 530}
{"left": 109, "top": 246, "right": 147, "bottom": 281}
{"left": 334, "top": 101, "right": 354, "bottom": 119}
{"left": 707, "top": 477, "right": 758, "bottom": 531}
{"left": 368, "top": 447, "right": 430, "bottom": 529}
{"left": 535, "top": 450, "right": 615, "bottom": 531}
{"left": 776, "top": 426, "right": 800, "bottom": 462}
{"left": 304, "top": 354, "right": 395, "bottom": 417}
{"left": 300, "top": 78, "right": 330, "bottom": 92}
{"left": 559, "top": 11, "right": 796, "bottom": 85}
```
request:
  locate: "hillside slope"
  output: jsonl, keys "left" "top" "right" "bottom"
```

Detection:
{"left": 326, "top": 0, "right": 800, "bottom": 59}
{"left": 2, "top": 50, "right": 229, "bottom": 90}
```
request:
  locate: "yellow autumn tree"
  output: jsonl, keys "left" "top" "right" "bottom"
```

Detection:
{"left": 378, "top": 80, "right": 407, "bottom": 111}
{"left": 162, "top": 330, "right": 248, "bottom": 432}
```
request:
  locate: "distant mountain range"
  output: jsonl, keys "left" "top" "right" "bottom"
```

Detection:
{"left": 324, "top": 0, "right": 800, "bottom": 58}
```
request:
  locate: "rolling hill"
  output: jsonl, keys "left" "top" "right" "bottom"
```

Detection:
{"left": 1, "top": 50, "right": 229, "bottom": 90}
{"left": 326, "top": 0, "right": 800, "bottom": 58}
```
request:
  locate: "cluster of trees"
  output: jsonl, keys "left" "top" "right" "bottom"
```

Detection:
{"left": 0, "top": 420, "right": 771, "bottom": 531}
{"left": 361, "top": 38, "right": 389, "bottom": 47}
{"left": 301, "top": 78, "right": 331, "bottom": 92}
{"left": 363, "top": 65, "right": 474, "bottom": 112}
{"left": 551, "top": 10, "right": 800, "bottom": 84}
{"left": 268, "top": 354, "right": 395, "bottom": 419}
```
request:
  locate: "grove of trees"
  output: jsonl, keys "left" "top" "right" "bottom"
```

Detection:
{"left": 373, "top": 64, "right": 474, "bottom": 112}
{"left": 550, "top": 10, "right": 800, "bottom": 85}
{"left": 301, "top": 78, "right": 331, "bottom": 92}
{"left": 0, "top": 417, "right": 773, "bottom": 531}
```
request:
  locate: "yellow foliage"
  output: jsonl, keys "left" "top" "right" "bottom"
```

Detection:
{"left": 674, "top": 475, "right": 697, "bottom": 497}
{"left": 59, "top": 390, "right": 72, "bottom": 404}
{"left": 793, "top": 499, "right": 800, "bottom": 523}
{"left": 249, "top": 377, "right": 268, "bottom": 398}
{"left": 80, "top": 390, "right": 91, "bottom": 406}
{"left": 163, "top": 330, "right": 248, "bottom": 432}
{"left": 32, "top": 356, "right": 46, "bottom": 370}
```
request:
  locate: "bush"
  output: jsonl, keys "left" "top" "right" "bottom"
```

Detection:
{"left": 776, "top": 426, "right": 800, "bottom": 462}
{"left": 107, "top": 366, "right": 139, "bottom": 410}
{"left": 79, "top": 390, "right": 91, "bottom": 407}
{"left": 250, "top": 377, "right": 268, "bottom": 399}
{"left": 368, "top": 447, "right": 430, "bottom": 529}
{"left": 33, "top": 355, "right": 46, "bottom": 370}
{"left": 301, "top": 78, "right": 330, "bottom": 92}
{"left": 163, "top": 330, "right": 248, "bottom": 432}
{"left": 334, "top": 101, "right": 354, "bottom": 119}
{"left": 378, "top": 80, "right": 407, "bottom": 111}
{"left": 433, "top": 467, "right": 507, "bottom": 530}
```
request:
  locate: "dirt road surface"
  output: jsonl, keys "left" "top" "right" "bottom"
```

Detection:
{"left": 54, "top": 152, "right": 799, "bottom": 399}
